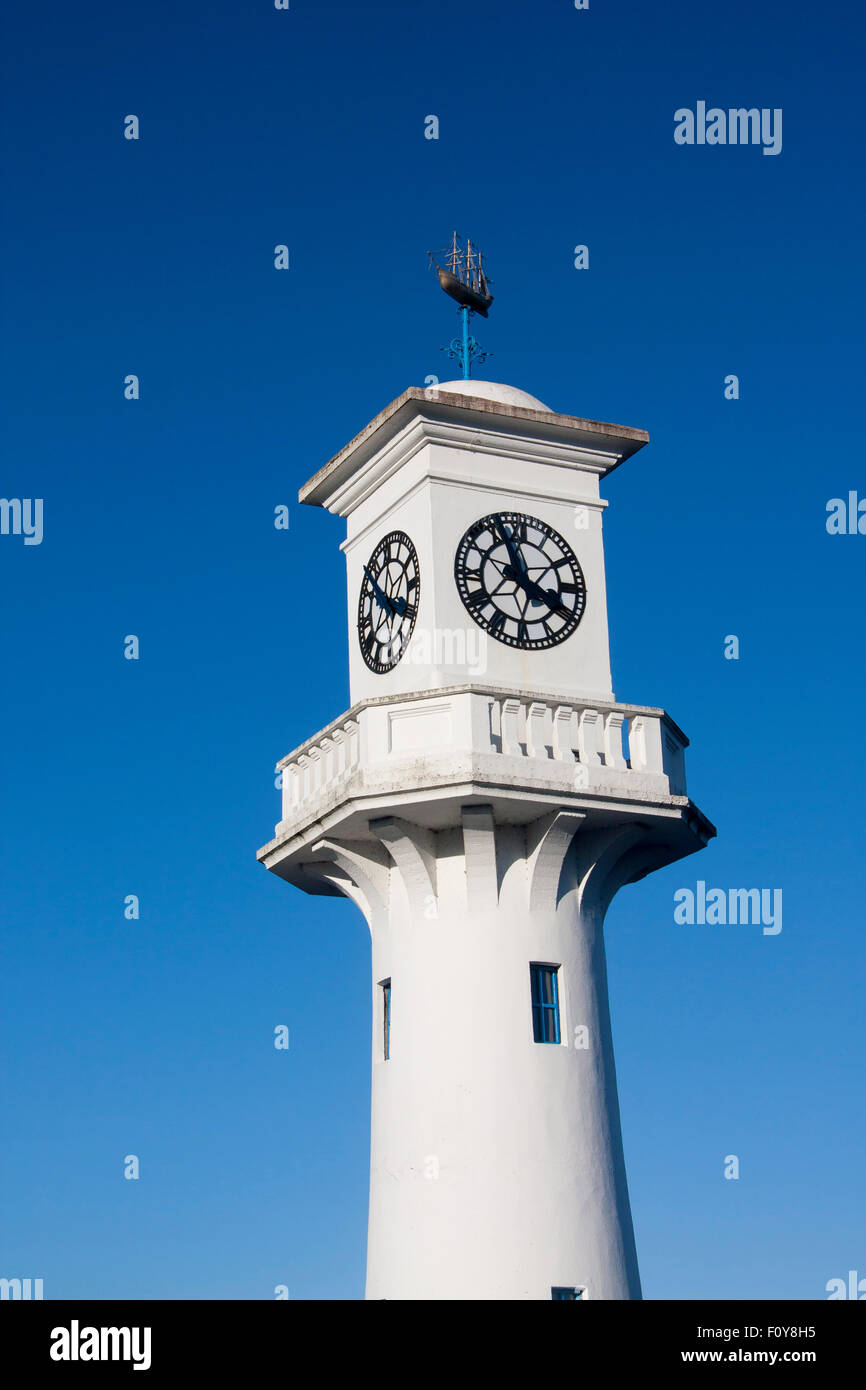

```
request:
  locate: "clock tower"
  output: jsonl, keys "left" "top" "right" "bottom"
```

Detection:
{"left": 258, "top": 377, "right": 715, "bottom": 1300}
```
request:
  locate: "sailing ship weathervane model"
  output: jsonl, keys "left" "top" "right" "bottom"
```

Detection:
{"left": 428, "top": 231, "right": 493, "bottom": 379}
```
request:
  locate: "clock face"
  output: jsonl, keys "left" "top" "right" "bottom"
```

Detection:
{"left": 357, "top": 530, "right": 420, "bottom": 673}
{"left": 454, "top": 511, "right": 586, "bottom": 649}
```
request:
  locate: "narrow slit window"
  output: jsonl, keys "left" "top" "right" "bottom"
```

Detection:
{"left": 551, "top": 1286, "right": 586, "bottom": 1301}
{"left": 530, "top": 963, "right": 560, "bottom": 1044}
{"left": 382, "top": 979, "right": 391, "bottom": 1060}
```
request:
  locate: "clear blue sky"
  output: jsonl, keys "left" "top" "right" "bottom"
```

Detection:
{"left": 1, "top": 0, "right": 863, "bottom": 1299}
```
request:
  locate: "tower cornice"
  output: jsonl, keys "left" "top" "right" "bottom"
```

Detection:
{"left": 299, "top": 386, "right": 649, "bottom": 514}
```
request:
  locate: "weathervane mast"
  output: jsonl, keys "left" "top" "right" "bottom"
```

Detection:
{"left": 428, "top": 231, "right": 494, "bottom": 379}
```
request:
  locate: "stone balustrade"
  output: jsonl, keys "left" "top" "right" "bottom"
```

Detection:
{"left": 275, "top": 686, "right": 688, "bottom": 830}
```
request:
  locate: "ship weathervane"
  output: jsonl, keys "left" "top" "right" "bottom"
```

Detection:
{"left": 428, "top": 232, "right": 493, "bottom": 380}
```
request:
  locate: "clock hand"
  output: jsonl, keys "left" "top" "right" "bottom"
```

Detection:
{"left": 502, "top": 561, "right": 537, "bottom": 596}
{"left": 363, "top": 564, "right": 395, "bottom": 616}
{"left": 385, "top": 582, "right": 408, "bottom": 616}
{"left": 377, "top": 572, "right": 409, "bottom": 616}
{"left": 503, "top": 564, "right": 572, "bottom": 617}
{"left": 535, "top": 577, "right": 574, "bottom": 617}
{"left": 493, "top": 517, "right": 527, "bottom": 576}
{"left": 544, "top": 595, "right": 574, "bottom": 620}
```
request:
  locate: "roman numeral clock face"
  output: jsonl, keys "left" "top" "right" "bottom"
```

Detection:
{"left": 454, "top": 512, "right": 587, "bottom": 649}
{"left": 357, "top": 530, "right": 420, "bottom": 672}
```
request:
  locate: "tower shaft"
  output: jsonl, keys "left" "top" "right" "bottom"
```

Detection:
{"left": 361, "top": 812, "right": 642, "bottom": 1300}
{"left": 259, "top": 382, "right": 715, "bottom": 1299}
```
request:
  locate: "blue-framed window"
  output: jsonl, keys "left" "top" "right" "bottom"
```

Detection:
{"left": 552, "top": 1286, "right": 586, "bottom": 1301}
{"left": 382, "top": 979, "right": 391, "bottom": 1060}
{"left": 530, "top": 963, "right": 560, "bottom": 1044}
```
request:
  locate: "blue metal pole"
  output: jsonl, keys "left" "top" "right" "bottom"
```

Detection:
{"left": 461, "top": 306, "right": 470, "bottom": 379}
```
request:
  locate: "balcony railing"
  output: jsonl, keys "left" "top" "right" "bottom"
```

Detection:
{"left": 274, "top": 686, "right": 688, "bottom": 829}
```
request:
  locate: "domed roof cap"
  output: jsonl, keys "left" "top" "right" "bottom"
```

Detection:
{"left": 435, "top": 380, "right": 550, "bottom": 411}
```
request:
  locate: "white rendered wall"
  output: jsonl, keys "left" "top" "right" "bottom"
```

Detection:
{"left": 364, "top": 825, "right": 641, "bottom": 1301}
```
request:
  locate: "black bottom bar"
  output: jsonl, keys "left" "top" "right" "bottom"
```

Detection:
{"left": 2, "top": 1299, "right": 862, "bottom": 1378}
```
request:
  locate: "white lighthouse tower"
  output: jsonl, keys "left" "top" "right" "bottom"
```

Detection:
{"left": 258, "top": 369, "right": 715, "bottom": 1300}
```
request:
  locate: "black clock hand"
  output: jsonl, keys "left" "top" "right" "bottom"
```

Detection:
{"left": 363, "top": 564, "right": 395, "bottom": 616}
{"left": 533, "top": 577, "right": 574, "bottom": 616}
{"left": 502, "top": 561, "right": 538, "bottom": 596}
{"left": 529, "top": 582, "right": 571, "bottom": 617}
{"left": 384, "top": 575, "right": 408, "bottom": 616}
{"left": 493, "top": 517, "right": 527, "bottom": 576}
{"left": 503, "top": 564, "right": 572, "bottom": 617}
